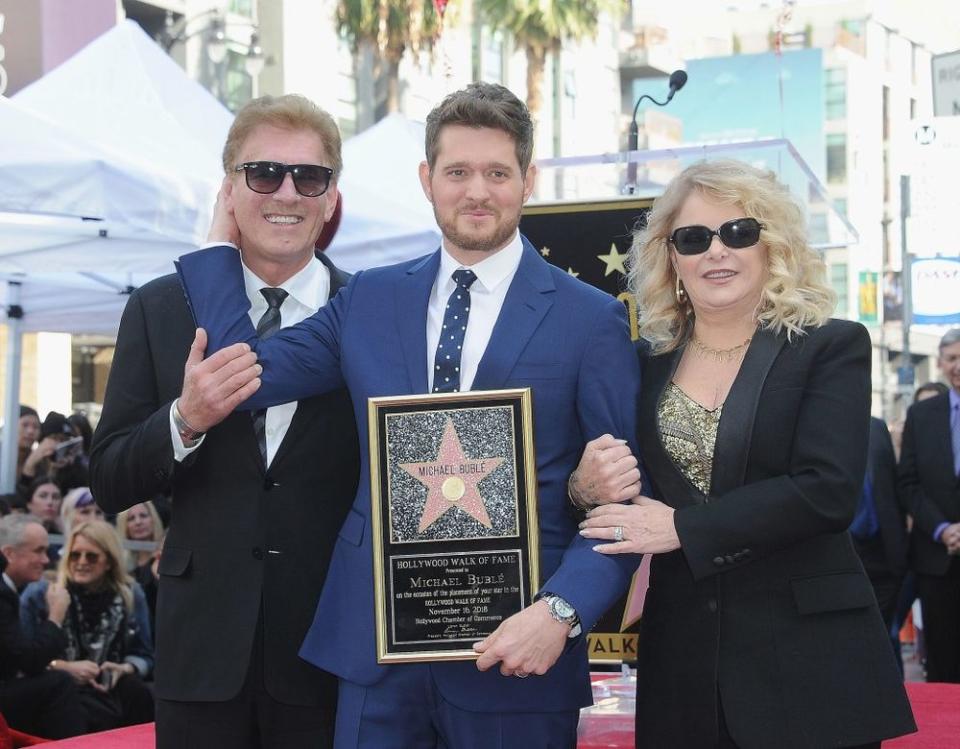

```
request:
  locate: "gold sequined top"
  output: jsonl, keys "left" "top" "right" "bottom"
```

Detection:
{"left": 657, "top": 382, "right": 722, "bottom": 497}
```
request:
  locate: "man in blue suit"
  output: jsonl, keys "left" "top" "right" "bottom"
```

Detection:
{"left": 177, "top": 82, "right": 641, "bottom": 748}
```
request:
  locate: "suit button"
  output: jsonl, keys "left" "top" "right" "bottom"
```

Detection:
{"left": 724, "top": 555, "right": 735, "bottom": 565}
{"left": 263, "top": 475, "right": 274, "bottom": 491}
{"left": 713, "top": 556, "right": 725, "bottom": 567}
{"left": 252, "top": 547, "right": 263, "bottom": 560}
{"left": 707, "top": 599, "right": 718, "bottom": 613}
{"left": 742, "top": 548, "right": 752, "bottom": 557}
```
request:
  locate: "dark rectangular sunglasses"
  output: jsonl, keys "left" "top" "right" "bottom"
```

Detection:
{"left": 668, "top": 217, "right": 764, "bottom": 255}
{"left": 235, "top": 161, "right": 334, "bottom": 197}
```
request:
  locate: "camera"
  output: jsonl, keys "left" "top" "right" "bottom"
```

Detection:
{"left": 53, "top": 436, "right": 83, "bottom": 463}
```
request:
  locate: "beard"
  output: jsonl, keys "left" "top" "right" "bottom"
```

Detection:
{"left": 434, "top": 204, "right": 519, "bottom": 254}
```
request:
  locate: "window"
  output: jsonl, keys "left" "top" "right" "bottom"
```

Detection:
{"left": 825, "top": 68, "right": 846, "bottom": 120}
{"left": 222, "top": 49, "right": 253, "bottom": 113}
{"left": 481, "top": 29, "right": 505, "bottom": 85}
{"left": 228, "top": 0, "right": 254, "bottom": 17}
{"left": 826, "top": 134, "right": 847, "bottom": 183}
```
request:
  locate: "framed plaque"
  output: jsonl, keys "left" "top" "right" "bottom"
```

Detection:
{"left": 368, "top": 388, "right": 540, "bottom": 663}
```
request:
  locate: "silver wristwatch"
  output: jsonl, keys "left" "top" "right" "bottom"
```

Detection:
{"left": 539, "top": 592, "right": 581, "bottom": 636}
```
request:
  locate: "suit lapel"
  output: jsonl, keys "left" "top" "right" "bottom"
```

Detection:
{"left": 638, "top": 347, "right": 707, "bottom": 507}
{"left": 396, "top": 251, "right": 440, "bottom": 394}
{"left": 472, "top": 238, "right": 555, "bottom": 391}
{"left": 317, "top": 251, "right": 350, "bottom": 297}
{"left": 926, "top": 396, "right": 959, "bottom": 487}
{"left": 710, "top": 328, "right": 785, "bottom": 495}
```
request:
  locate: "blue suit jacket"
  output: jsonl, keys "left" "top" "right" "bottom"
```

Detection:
{"left": 176, "top": 237, "right": 640, "bottom": 712}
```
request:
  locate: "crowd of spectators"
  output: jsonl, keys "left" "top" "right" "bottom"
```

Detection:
{"left": 1, "top": 406, "right": 164, "bottom": 739}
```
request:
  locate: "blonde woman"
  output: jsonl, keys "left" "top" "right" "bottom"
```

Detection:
{"left": 115, "top": 501, "right": 164, "bottom": 571}
{"left": 19, "top": 520, "right": 154, "bottom": 731}
{"left": 573, "top": 160, "right": 915, "bottom": 748}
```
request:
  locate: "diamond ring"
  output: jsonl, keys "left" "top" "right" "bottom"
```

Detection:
{"left": 515, "top": 671, "right": 529, "bottom": 679}
{"left": 613, "top": 525, "right": 624, "bottom": 542}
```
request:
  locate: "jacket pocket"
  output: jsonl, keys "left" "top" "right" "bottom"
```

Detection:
{"left": 791, "top": 571, "right": 875, "bottom": 615}
{"left": 338, "top": 508, "right": 365, "bottom": 547}
{"left": 157, "top": 546, "right": 192, "bottom": 577}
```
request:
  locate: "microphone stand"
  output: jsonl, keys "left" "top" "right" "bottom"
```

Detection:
{"left": 624, "top": 72, "right": 687, "bottom": 194}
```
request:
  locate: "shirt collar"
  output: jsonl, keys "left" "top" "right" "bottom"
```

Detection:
{"left": 949, "top": 388, "right": 960, "bottom": 412}
{"left": 2, "top": 572, "right": 16, "bottom": 594}
{"left": 240, "top": 253, "right": 325, "bottom": 311}
{"left": 438, "top": 231, "right": 523, "bottom": 293}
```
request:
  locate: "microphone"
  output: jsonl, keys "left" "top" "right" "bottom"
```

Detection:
{"left": 626, "top": 70, "right": 688, "bottom": 193}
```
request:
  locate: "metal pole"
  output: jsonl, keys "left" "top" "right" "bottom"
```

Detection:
{"left": 899, "top": 175, "right": 914, "bottom": 412}
{"left": 1, "top": 280, "right": 24, "bottom": 493}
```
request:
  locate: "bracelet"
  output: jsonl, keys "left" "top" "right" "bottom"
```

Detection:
{"left": 173, "top": 399, "right": 205, "bottom": 443}
{"left": 567, "top": 470, "right": 593, "bottom": 512}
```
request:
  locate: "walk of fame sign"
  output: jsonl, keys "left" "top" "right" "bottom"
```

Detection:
{"left": 368, "top": 389, "right": 539, "bottom": 663}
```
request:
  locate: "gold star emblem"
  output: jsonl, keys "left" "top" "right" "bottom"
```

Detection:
{"left": 540, "top": 246, "right": 551, "bottom": 257}
{"left": 598, "top": 244, "right": 627, "bottom": 277}
{"left": 567, "top": 267, "right": 580, "bottom": 278}
{"left": 399, "top": 419, "right": 503, "bottom": 533}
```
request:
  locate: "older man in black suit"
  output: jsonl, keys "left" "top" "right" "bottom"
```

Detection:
{"left": 0, "top": 514, "right": 86, "bottom": 737}
{"left": 90, "top": 94, "right": 360, "bottom": 747}
{"left": 899, "top": 327, "right": 960, "bottom": 683}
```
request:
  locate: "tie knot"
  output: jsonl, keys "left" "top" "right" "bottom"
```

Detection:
{"left": 452, "top": 269, "right": 477, "bottom": 290}
{"left": 260, "top": 287, "right": 288, "bottom": 309}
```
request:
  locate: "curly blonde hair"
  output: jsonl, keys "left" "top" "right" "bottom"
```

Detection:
{"left": 629, "top": 159, "right": 836, "bottom": 353}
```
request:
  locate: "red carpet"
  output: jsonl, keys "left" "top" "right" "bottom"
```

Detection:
{"left": 35, "top": 682, "right": 959, "bottom": 747}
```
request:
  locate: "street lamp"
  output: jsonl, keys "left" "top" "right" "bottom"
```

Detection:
{"left": 159, "top": 8, "right": 266, "bottom": 107}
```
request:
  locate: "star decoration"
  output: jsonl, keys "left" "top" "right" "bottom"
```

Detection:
{"left": 399, "top": 419, "right": 503, "bottom": 533}
{"left": 540, "top": 246, "right": 551, "bottom": 257}
{"left": 567, "top": 267, "right": 580, "bottom": 278}
{"left": 598, "top": 243, "right": 627, "bottom": 276}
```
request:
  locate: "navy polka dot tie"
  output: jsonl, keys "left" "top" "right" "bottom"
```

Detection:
{"left": 433, "top": 269, "right": 477, "bottom": 393}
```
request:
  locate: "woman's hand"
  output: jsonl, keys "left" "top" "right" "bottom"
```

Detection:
{"left": 569, "top": 434, "right": 642, "bottom": 508}
{"left": 54, "top": 659, "right": 101, "bottom": 686}
{"left": 22, "top": 437, "right": 57, "bottom": 476}
{"left": 101, "top": 661, "right": 135, "bottom": 689}
{"left": 579, "top": 496, "right": 680, "bottom": 554}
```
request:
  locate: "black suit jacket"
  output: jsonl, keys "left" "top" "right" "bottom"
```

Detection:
{"left": 856, "top": 417, "right": 908, "bottom": 578}
{"left": 899, "top": 391, "right": 960, "bottom": 575}
{"left": 635, "top": 320, "right": 914, "bottom": 749}
{"left": 0, "top": 580, "right": 67, "bottom": 682}
{"left": 89, "top": 253, "right": 360, "bottom": 706}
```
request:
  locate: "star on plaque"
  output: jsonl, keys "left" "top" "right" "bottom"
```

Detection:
{"left": 598, "top": 243, "right": 627, "bottom": 276}
{"left": 567, "top": 267, "right": 580, "bottom": 278}
{"left": 399, "top": 419, "right": 504, "bottom": 533}
{"left": 540, "top": 246, "right": 551, "bottom": 257}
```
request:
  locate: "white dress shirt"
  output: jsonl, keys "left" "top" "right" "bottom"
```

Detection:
{"left": 2, "top": 572, "right": 16, "bottom": 594}
{"left": 426, "top": 232, "right": 524, "bottom": 392}
{"left": 171, "top": 249, "right": 331, "bottom": 467}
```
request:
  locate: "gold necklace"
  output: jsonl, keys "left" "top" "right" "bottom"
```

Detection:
{"left": 690, "top": 335, "right": 752, "bottom": 362}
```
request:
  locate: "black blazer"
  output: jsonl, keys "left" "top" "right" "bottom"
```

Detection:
{"left": 899, "top": 391, "right": 960, "bottom": 575}
{"left": 635, "top": 320, "right": 914, "bottom": 749}
{"left": 89, "top": 253, "right": 360, "bottom": 706}
{"left": 0, "top": 581, "right": 67, "bottom": 682}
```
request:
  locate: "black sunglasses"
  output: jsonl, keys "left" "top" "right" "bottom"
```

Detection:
{"left": 68, "top": 550, "right": 103, "bottom": 564}
{"left": 668, "top": 217, "right": 765, "bottom": 255}
{"left": 235, "top": 161, "right": 334, "bottom": 197}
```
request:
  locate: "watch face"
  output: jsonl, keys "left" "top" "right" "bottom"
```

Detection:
{"left": 551, "top": 597, "right": 575, "bottom": 620}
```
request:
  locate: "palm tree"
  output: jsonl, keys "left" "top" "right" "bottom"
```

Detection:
{"left": 336, "top": 0, "right": 442, "bottom": 122}
{"left": 477, "top": 0, "right": 621, "bottom": 124}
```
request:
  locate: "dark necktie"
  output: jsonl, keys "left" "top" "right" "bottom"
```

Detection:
{"left": 432, "top": 269, "right": 477, "bottom": 393}
{"left": 252, "top": 287, "right": 288, "bottom": 466}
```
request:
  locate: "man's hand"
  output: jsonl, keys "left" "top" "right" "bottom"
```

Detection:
{"left": 177, "top": 328, "right": 261, "bottom": 433}
{"left": 473, "top": 600, "right": 569, "bottom": 677}
{"left": 207, "top": 176, "right": 241, "bottom": 247}
{"left": 45, "top": 582, "right": 70, "bottom": 626}
{"left": 941, "top": 522, "right": 960, "bottom": 555}
{"left": 569, "top": 434, "right": 641, "bottom": 508}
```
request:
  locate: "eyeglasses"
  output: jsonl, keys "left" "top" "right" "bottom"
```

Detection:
{"left": 235, "top": 161, "right": 334, "bottom": 197}
{"left": 68, "top": 550, "right": 103, "bottom": 564}
{"left": 668, "top": 217, "right": 765, "bottom": 256}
